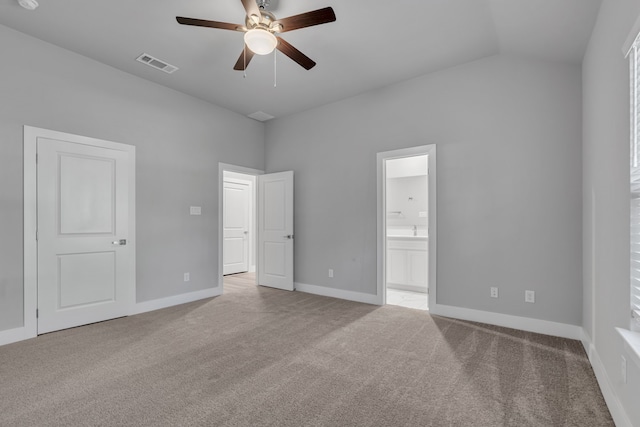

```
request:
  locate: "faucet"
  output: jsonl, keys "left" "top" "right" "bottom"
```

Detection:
{"left": 413, "top": 225, "right": 417, "bottom": 236}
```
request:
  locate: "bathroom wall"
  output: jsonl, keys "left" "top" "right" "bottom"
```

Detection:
{"left": 386, "top": 176, "right": 428, "bottom": 230}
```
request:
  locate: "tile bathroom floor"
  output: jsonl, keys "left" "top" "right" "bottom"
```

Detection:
{"left": 386, "top": 288, "right": 428, "bottom": 310}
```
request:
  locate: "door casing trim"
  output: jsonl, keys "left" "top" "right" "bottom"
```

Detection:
{"left": 23, "top": 126, "right": 136, "bottom": 337}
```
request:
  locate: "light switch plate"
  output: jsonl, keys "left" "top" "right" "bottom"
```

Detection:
{"left": 190, "top": 206, "right": 202, "bottom": 215}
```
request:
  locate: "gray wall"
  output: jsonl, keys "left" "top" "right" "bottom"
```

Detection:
{"left": 583, "top": 0, "right": 640, "bottom": 422}
{"left": 265, "top": 54, "right": 583, "bottom": 326}
{"left": 0, "top": 24, "right": 264, "bottom": 332}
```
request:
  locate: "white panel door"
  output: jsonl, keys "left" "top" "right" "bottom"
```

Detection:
{"left": 223, "top": 180, "right": 250, "bottom": 275}
{"left": 258, "top": 171, "right": 294, "bottom": 291}
{"left": 37, "top": 138, "right": 131, "bottom": 334}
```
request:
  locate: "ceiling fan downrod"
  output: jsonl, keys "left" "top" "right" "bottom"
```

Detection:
{"left": 257, "top": 0, "right": 270, "bottom": 10}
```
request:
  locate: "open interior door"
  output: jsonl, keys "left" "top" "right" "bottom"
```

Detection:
{"left": 257, "top": 171, "right": 294, "bottom": 291}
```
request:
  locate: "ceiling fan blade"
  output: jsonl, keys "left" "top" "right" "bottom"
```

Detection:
{"left": 273, "top": 7, "right": 336, "bottom": 33}
{"left": 233, "top": 45, "right": 255, "bottom": 70}
{"left": 276, "top": 37, "right": 316, "bottom": 70}
{"left": 176, "top": 17, "right": 244, "bottom": 31}
{"left": 240, "top": 0, "right": 261, "bottom": 20}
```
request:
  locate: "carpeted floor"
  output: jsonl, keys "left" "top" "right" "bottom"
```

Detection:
{"left": 0, "top": 273, "right": 613, "bottom": 426}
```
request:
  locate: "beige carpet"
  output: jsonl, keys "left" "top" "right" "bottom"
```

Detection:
{"left": 0, "top": 273, "right": 613, "bottom": 426}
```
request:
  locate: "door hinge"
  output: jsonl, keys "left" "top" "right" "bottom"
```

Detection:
{"left": 36, "top": 308, "right": 39, "bottom": 318}
{"left": 36, "top": 230, "right": 38, "bottom": 241}
{"left": 36, "top": 153, "right": 38, "bottom": 164}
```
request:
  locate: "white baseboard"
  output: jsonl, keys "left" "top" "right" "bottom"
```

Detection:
{"left": 131, "top": 287, "right": 221, "bottom": 315}
{"left": 0, "top": 326, "right": 29, "bottom": 347}
{"left": 295, "top": 282, "right": 379, "bottom": 305}
{"left": 581, "top": 332, "right": 633, "bottom": 427}
{"left": 429, "top": 303, "right": 583, "bottom": 340}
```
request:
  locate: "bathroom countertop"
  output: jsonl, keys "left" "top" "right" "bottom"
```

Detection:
{"left": 387, "top": 235, "right": 428, "bottom": 240}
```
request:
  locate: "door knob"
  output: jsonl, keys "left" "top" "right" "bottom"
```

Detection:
{"left": 284, "top": 235, "right": 294, "bottom": 240}
{"left": 112, "top": 239, "right": 127, "bottom": 246}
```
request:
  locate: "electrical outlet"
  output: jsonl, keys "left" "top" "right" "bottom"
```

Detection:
{"left": 184, "top": 272, "right": 190, "bottom": 282}
{"left": 622, "top": 355, "right": 627, "bottom": 384}
{"left": 328, "top": 269, "right": 334, "bottom": 278}
{"left": 525, "top": 290, "right": 535, "bottom": 303}
{"left": 490, "top": 287, "right": 499, "bottom": 298}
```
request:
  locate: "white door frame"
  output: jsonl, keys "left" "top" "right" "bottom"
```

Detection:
{"left": 23, "top": 126, "right": 136, "bottom": 339}
{"left": 217, "top": 163, "right": 264, "bottom": 291}
{"left": 376, "top": 145, "right": 437, "bottom": 307}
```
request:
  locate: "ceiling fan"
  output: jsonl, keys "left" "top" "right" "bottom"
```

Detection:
{"left": 176, "top": 0, "right": 336, "bottom": 71}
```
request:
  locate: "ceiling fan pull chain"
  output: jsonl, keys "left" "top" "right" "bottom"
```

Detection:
{"left": 274, "top": 49, "right": 277, "bottom": 88}
{"left": 243, "top": 45, "right": 247, "bottom": 78}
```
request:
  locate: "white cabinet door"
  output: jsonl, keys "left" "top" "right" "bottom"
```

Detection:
{"left": 257, "top": 171, "right": 294, "bottom": 291}
{"left": 407, "top": 250, "right": 428, "bottom": 291}
{"left": 387, "top": 249, "right": 407, "bottom": 285}
{"left": 37, "top": 138, "right": 131, "bottom": 334}
{"left": 223, "top": 180, "right": 250, "bottom": 275}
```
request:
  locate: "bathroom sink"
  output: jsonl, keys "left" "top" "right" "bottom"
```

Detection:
{"left": 387, "top": 234, "right": 428, "bottom": 240}
{"left": 386, "top": 228, "right": 427, "bottom": 239}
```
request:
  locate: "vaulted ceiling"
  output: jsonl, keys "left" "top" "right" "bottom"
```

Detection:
{"left": 0, "top": 0, "right": 602, "bottom": 119}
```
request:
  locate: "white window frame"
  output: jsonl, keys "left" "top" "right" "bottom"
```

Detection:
{"left": 628, "top": 33, "right": 640, "bottom": 331}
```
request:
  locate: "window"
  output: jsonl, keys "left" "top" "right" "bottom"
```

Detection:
{"left": 629, "top": 33, "right": 640, "bottom": 329}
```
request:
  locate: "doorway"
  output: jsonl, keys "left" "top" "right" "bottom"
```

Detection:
{"left": 223, "top": 171, "right": 256, "bottom": 276}
{"left": 376, "top": 145, "right": 436, "bottom": 309}
{"left": 219, "top": 164, "right": 262, "bottom": 291}
{"left": 218, "top": 164, "right": 295, "bottom": 293}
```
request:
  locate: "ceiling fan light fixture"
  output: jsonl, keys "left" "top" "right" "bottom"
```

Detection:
{"left": 18, "top": 0, "right": 38, "bottom": 10}
{"left": 244, "top": 28, "right": 277, "bottom": 55}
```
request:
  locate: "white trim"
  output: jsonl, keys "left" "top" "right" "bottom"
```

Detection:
{"left": 23, "top": 126, "right": 136, "bottom": 336}
{"left": 131, "top": 287, "right": 221, "bottom": 315}
{"left": 582, "top": 333, "right": 634, "bottom": 427}
{"left": 0, "top": 327, "right": 30, "bottom": 347}
{"left": 376, "top": 145, "right": 437, "bottom": 307}
{"left": 217, "top": 163, "right": 264, "bottom": 292}
{"left": 617, "top": 327, "right": 640, "bottom": 370}
{"left": 23, "top": 126, "right": 38, "bottom": 340}
{"left": 295, "top": 282, "right": 379, "bottom": 305}
{"left": 623, "top": 12, "right": 640, "bottom": 57}
{"left": 429, "top": 303, "right": 582, "bottom": 340}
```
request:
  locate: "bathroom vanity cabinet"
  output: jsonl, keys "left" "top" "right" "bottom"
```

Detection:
{"left": 386, "top": 236, "right": 428, "bottom": 293}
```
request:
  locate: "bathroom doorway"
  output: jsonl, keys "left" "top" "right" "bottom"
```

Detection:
{"left": 376, "top": 145, "right": 437, "bottom": 310}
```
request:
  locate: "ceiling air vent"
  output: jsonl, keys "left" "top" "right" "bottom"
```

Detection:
{"left": 248, "top": 111, "right": 275, "bottom": 122}
{"left": 136, "top": 53, "right": 178, "bottom": 74}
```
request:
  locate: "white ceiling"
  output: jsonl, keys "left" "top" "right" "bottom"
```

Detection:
{"left": 0, "top": 0, "right": 602, "bottom": 120}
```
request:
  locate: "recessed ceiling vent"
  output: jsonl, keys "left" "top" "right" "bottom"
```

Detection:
{"left": 248, "top": 111, "right": 275, "bottom": 122}
{"left": 136, "top": 53, "right": 178, "bottom": 74}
